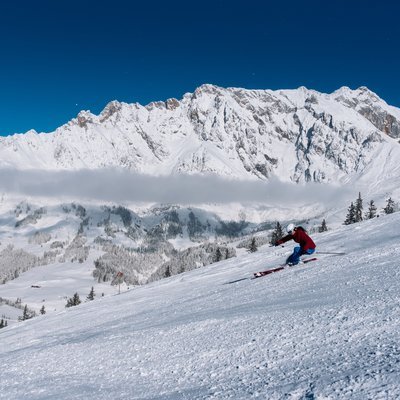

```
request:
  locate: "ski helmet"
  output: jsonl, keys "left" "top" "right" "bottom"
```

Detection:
{"left": 286, "top": 223, "right": 295, "bottom": 234}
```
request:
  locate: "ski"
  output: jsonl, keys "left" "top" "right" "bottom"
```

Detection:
{"left": 225, "top": 258, "right": 318, "bottom": 284}
{"left": 253, "top": 266, "right": 285, "bottom": 278}
{"left": 224, "top": 265, "right": 286, "bottom": 284}
{"left": 302, "top": 257, "right": 318, "bottom": 264}
{"left": 253, "top": 257, "right": 318, "bottom": 279}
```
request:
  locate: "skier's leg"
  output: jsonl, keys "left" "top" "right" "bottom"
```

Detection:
{"left": 286, "top": 246, "right": 302, "bottom": 265}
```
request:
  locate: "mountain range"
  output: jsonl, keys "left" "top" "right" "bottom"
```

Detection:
{"left": 1, "top": 84, "right": 400, "bottom": 188}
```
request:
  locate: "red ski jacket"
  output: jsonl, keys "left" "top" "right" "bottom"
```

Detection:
{"left": 277, "top": 227, "right": 316, "bottom": 251}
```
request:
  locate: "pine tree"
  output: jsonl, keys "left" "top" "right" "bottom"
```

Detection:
{"left": 66, "top": 292, "right": 81, "bottom": 308}
{"left": 19, "top": 304, "right": 33, "bottom": 321}
{"left": 86, "top": 286, "right": 95, "bottom": 301}
{"left": 354, "top": 192, "right": 363, "bottom": 222}
{"left": 22, "top": 304, "right": 29, "bottom": 320}
{"left": 73, "top": 292, "right": 81, "bottom": 306}
{"left": 215, "top": 247, "right": 223, "bottom": 262}
{"left": 318, "top": 219, "right": 328, "bottom": 232}
{"left": 383, "top": 197, "right": 395, "bottom": 214}
{"left": 270, "top": 222, "right": 284, "bottom": 245}
{"left": 0, "top": 319, "right": 4, "bottom": 329}
{"left": 249, "top": 237, "right": 258, "bottom": 253}
{"left": 40, "top": 305, "right": 46, "bottom": 315}
{"left": 344, "top": 202, "right": 356, "bottom": 225}
{"left": 365, "top": 200, "right": 377, "bottom": 219}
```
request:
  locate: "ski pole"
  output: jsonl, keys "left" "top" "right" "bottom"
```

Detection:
{"left": 316, "top": 251, "right": 346, "bottom": 255}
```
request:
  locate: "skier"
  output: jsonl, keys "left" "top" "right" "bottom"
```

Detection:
{"left": 275, "top": 223, "right": 316, "bottom": 266}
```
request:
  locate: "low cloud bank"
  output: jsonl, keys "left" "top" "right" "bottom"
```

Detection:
{"left": 0, "top": 168, "right": 352, "bottom": 206}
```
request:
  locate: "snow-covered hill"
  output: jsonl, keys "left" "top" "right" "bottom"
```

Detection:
{"left": 0, "top": 200, "right": 250, "bottom": 297}
{"left": 1, "top": 84, "right": 400, "bottom": 187}
{"left": 1, "top": 211, "right": 399, "bottom": 399}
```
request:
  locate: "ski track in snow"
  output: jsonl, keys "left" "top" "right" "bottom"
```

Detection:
{"left": 1, "top": 214, "right": 400, "bottom": 399}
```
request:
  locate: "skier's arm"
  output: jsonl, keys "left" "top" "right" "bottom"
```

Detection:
{"left": 275, "top": 234, "right": 293, "bottom": 246}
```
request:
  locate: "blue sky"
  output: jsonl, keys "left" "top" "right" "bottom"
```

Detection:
{"left": 0, "top": 0, "right": 399, "bottom": 136}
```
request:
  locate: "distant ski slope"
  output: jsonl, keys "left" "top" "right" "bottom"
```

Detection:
{"left": 1, "top": 212, "right": 400, "bottom": 399}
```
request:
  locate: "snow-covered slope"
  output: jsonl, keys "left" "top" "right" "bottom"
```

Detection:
{"left": 1, "top": 212, "right": 399, "bottom": 399}
{"left": 0, "top": 201, "right": 247, "bottom": 294}
{"left": 1, "top": 84, "right": 400, "bottom": 186}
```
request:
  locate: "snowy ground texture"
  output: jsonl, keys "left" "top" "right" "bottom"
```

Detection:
{"left": 1, "top": 213, "right": 400, "bottom": 399}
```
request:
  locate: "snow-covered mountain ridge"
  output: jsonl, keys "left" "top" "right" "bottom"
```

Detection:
{"left": 2, "top": 84, "right": 400, "bottom": 184}
{"left": 1, "top": 210, "right": 399, "bottom": 399}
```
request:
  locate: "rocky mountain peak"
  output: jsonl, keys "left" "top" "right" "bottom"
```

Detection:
{"left": 99, "top": 101, "right": 124, "bottom": 122}
{"left": 74, "top": 110, "right": 96, "bottom": 128}
{"left": 1, "top": 84, "right": 400, "bottom": 185}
